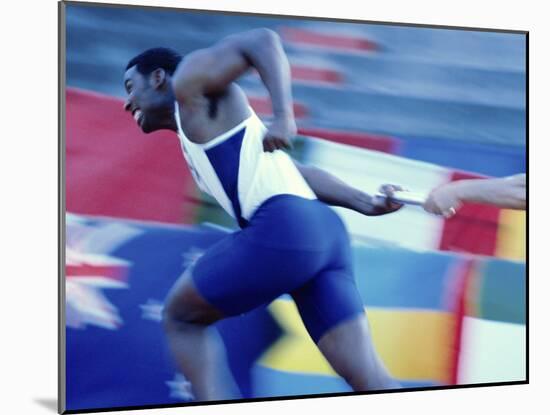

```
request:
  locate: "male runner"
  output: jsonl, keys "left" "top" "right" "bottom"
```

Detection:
{"left": 123, "top": 28, "right": 403, "bottom": 401}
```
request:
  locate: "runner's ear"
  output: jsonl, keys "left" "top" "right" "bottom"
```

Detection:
{"left": 150, "top": 68, "right": 167, "bottom": 90}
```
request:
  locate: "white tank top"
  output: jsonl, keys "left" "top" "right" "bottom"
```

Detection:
{"left": 174, "top": 102, "right": 316, "bottom": 227}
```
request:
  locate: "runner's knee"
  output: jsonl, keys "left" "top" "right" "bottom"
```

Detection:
{"left": 163, "top": 271, "right": 223, "bottom": 328}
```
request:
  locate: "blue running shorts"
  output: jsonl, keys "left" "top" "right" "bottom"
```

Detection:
{"left": 191, "top": 194, "right": 365, "bottom": 343}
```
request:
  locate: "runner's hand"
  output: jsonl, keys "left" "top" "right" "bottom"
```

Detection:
{"left": 263, "top": 116, "right": 296, "bottom": 152}
{"left": 375, "top": 184, "right": 405, "bottom": 214}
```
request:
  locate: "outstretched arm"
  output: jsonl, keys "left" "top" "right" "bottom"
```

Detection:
{"left": 172, "top": 28, "right": 295, "bottom": 151}
{"left": 423, "top": 174, "right": 526, "bottom": 215}
{"left": 295, "top": 161, "right": 403, "bottom": 216}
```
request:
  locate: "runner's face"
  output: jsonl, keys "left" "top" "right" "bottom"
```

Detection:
{"left": 123, "top": 65, "right": 169, "bottom": 133}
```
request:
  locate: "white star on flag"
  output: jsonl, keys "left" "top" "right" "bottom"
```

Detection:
{"left": 166, "top": 373, "right": 195, "bottom": 401}
{"left": 139, "top": 299, "right": 164, "bottom": 322}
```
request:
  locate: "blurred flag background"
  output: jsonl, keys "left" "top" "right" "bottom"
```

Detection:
{"left": 63, "top": 3, "right": 526, "bottom": 411}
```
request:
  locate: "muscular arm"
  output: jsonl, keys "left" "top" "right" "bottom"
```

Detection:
{"left": 295, "top": 162, "right": 402, "bottom": 216}
{"left": 423, "top": 174, "right": 526, "bottom": 215}
{"left": 173, "top": 28, "right": 289, "bottom": 108}
{"left": 172, "top": 28, "right": 295, "bottom": 150}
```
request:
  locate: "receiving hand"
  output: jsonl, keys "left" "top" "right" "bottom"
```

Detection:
{"left": 423, "top": 184, "right": 462, "bottom": 218}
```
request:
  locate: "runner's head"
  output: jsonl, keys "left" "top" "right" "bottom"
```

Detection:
{"left": 124, "top": 47, "right": 182, "bottom": 133}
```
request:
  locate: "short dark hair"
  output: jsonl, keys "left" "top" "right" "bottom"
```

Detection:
{"left": 126, "top": 47, "right": 182, "bottom": 76}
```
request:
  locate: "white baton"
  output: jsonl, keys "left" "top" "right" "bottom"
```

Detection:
{"left": 374, "top": 190, "right": 427, "bottom": 206}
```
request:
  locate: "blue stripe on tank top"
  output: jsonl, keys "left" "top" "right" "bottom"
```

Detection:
{"left": 204, "top": 127, "right": 248, "bottom": 228}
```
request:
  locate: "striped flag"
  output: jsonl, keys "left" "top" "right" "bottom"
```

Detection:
{"left": 303, "top": 137, "right": 526, "bottom": 261}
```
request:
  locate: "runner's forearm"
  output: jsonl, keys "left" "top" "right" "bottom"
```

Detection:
{"left": 295, "top": 162, "right": 383, "bottom": 215}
